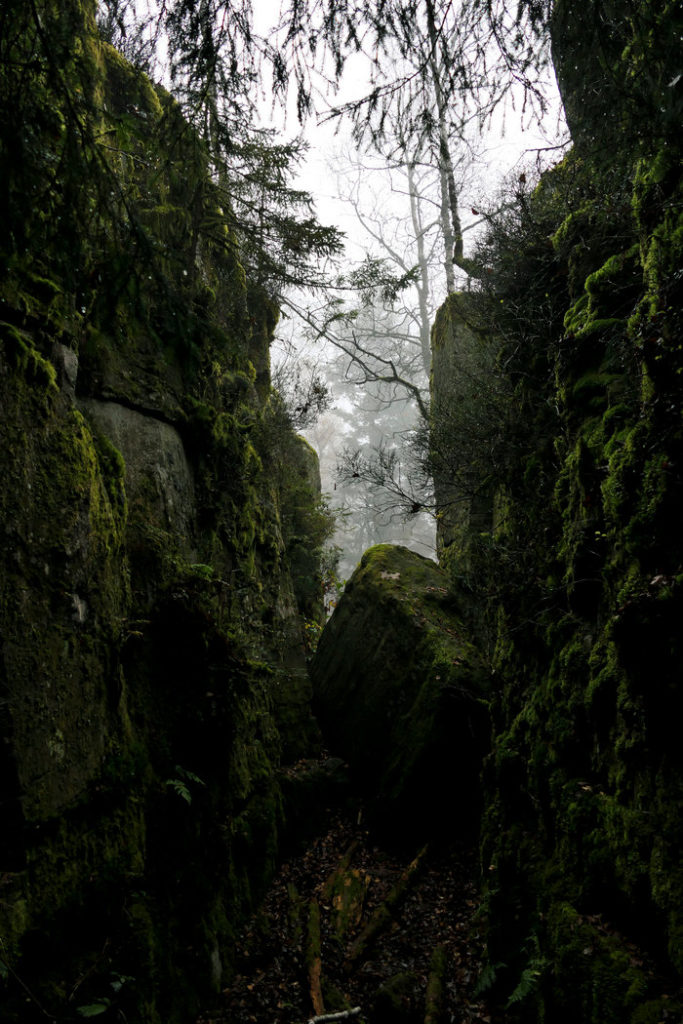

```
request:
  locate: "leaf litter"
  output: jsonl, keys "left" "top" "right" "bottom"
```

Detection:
{"left": 197, "top": 805, "right": 498, "bottom": 1024}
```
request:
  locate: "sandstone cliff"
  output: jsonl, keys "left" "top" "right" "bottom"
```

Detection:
{"left": 0, "top": 7, "right": 329, "bottom": 1021}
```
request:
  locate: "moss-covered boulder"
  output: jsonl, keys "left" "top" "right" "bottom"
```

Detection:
{"left": 310, "top": 545, "right": 490, "bottom": 837}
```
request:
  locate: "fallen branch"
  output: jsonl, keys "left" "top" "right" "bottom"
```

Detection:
{"left": 321, "top": 840, "right": 360, "bottom": 902}
{"left": 307, "top": 1007, "right": 362, "bottom": 1023}
{"left": 424, "top": 945, "right": 448, "bottom": 1024}
{"left": 306, "top": 899, "right": 325, "bottom": 1017}
{"left": 346, "top": 845, "right": 429, "bottom": 964}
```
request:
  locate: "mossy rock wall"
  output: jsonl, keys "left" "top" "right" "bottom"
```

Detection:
{"left": 310, "top": 545, "right": 490, "bottom": 838}
{"left": 429, "top": 2, "right": 683, "bottom": 1020}
{"left": 430, "top": 295, "right": 497, "bottom": 566}
{"left": 0, "top": 8, "right": 328, "bottom": 1022}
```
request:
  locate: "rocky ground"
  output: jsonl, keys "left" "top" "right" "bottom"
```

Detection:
{"left": 197, "top": 789, "right": 499, "bottom": 1024}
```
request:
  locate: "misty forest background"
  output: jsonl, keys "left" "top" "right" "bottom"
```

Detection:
{"left": 101, "top": 0, "right": 568, "bottom": 583}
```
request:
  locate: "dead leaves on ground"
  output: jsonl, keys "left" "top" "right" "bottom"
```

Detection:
{"left": 199, "top": 811, "right": 495, "bottom": 1024}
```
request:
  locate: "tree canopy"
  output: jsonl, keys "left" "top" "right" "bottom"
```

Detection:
{"left": 1, "top": 0, "right": 558, "bottom": 316}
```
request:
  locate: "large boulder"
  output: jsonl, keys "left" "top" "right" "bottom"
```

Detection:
{"left": 310, "top": 544, "right": 491, "bottom": 837}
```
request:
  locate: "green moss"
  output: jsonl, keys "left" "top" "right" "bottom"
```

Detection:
{"left": 101, "top": 41, "right": 164, "bottom": 120}
{"left": 91, "top": 431, "right": 127, "bottom": 520}
{"left": 631, "top": 998, "right": 683, "bottom": 1024}
{"left": 455, "top": 12, "right": 683, "bottom": 1016}
{"left": 562, "top": 244, "right": 641, "bottom": 350}
{"left": 585, "top": 246, "right": 640, "bottom": 301}
{"left": 1, "top": 323, "right": 59, "bottom": 390}
{"left": 312, "top": 545, "right": 489, "bottom": 836}
{"left": 0, "top": 9, "right": 329, "bottom": 1021}
{"left": 562, "top": 292, "right": 589, "bottom": 333}
{"left": 540, "top": 902, "right": 663, "bottom": 1024}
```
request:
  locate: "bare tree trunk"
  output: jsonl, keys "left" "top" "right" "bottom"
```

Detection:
{"left": 406, "top": 156, "right": 434, "bottom": 375}
{"left": 436, "top": 152, "right": 457, "bottom": 293}
{"left": 425, "top": 0, "right": 462, "bottom": 292}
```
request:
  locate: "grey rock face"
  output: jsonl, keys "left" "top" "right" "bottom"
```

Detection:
{"left": 81, "top": 399, "right": 196, "bottom": 555}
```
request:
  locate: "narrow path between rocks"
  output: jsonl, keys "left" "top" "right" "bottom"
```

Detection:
{"left": 197, "top": 800, "right": 501, "bottom": 1024}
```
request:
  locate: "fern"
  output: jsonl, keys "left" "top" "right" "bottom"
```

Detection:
{"left": 474, "top": 960, "right": 506, "bottom": 996}
{"left": 505, "top": 958, "right": 547, "bottom": 1009}
{"left": 77, "top": 1000, "right": 111, "bottom": 1017}
{"left": 165, "top": 765, "right": 206, "bottom": 805}
{"left": 166, "top": 778, "right": 192, "bottom": 804}
{"left": 174, "top": 765, "right": 206, "bottom": 787}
